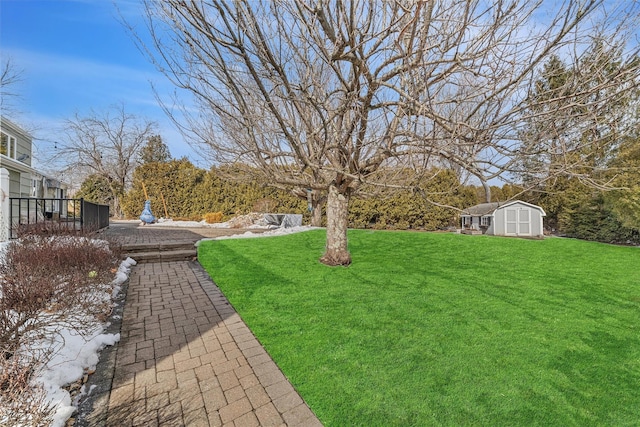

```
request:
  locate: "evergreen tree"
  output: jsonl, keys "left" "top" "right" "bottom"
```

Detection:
{"left": 520, "top": 40, "right": 640, "bottom": 239}
{"left": 607, "top": 134, "right": 640, "bottom": 230}
{"left": 139, "top": 135, "right": 172, "bottom": 164}
{"left": 76, "top": 174, "right": 115, "bottom": 207}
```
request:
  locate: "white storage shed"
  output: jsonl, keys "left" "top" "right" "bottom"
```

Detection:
{"left": 461, "top": 200, "right": 546, "bottom": 238}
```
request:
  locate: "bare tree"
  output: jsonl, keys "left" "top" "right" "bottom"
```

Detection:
{"left": 0, "top": 58, "right": 24, "bottom": 116}
{"left": 134, "top": 0, "right": 640, "bottom": 265}
{"left": 56, "top": 104, "right": 156, "bottom": 217}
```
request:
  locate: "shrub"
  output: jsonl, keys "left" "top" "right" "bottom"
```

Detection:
{"left": 203, "top": 211, "right": 224, "bottom": 224}
{"left": 0, "top": 235, "right": 118, "bottom": 356}
{"left": 563, "top": 195, "right": 640, "bottom": 245}
{"left": 0, "top": 225, "right": 123, "bottom": 425}
{"left": 122, "top": 161, "right": 308, "bottom": 220}
{"left": 0, "top": 354, "right": 54, "bottom": 427}
{"left": 12, "top": 220, "right": 82, "bottom": 238}
{"left": 0, "top": 231, "right": 120, "bottom": 424}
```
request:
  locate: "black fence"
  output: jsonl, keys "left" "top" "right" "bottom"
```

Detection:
{"left": 82, "top": 199, "right": 110, "bottom": 231}
{"left": 8, "top": 198, "right": 109, "bottom": 239}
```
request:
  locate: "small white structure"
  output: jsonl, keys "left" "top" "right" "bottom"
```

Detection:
{"left": 461, "top": 200, "right": 546, "bottom": 238}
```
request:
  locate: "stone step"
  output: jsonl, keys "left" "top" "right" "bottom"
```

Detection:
{"left": 122, "top": 240, "right": 197, "bottom": 253}
{"left": 126, "top": 249, "right": 198, "bottom": 263}
{"left": 122, "top": 240, "right": 198, "bottom": 263}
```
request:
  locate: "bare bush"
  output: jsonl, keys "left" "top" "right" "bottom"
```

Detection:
{"left": 12, "top": 220, "right": 121, "bottom": 242}
{"left": 0, "top": 231, "right": 121, "bottom": 423}
{"left": 13, "top": 221, "right": 82, "bottom": 239}
{"left": 0, "top": 354, "right": 54, "bottom": 426}
{"left": 0, "top": 234, "right": 119, "bottom": 357}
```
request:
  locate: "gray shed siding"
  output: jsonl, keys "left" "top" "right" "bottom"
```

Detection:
{"left": 493, "top": 202, "right": 545, "bottom": 237}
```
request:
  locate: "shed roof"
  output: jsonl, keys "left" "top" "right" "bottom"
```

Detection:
{"left": 462, "top": 200, "right": 546, "bottom": 216}
{"left": 462, "top": 202, "right": 502, "bottom": 216}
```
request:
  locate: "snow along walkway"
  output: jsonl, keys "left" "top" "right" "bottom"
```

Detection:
{"left": 81, "top": 222, "right": 321, "bottom": 426}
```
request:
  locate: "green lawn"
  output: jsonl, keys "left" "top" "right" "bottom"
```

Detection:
{"left": 198, "top": 229, "right": 640, "bottom": 426}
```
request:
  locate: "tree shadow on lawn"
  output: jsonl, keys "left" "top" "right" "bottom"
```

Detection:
{"left": 195, "top": 230, "right": 640, "bottom": 425}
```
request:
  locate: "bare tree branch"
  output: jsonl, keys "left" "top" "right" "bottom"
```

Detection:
{"left": 129, "top": 0, "right": 640, "bottom": 264}
{"left": 55, "top": 104, "right": 156, "bottom": 217}
{"left": 0, "top": 58, "right": 24, "bottom": 116}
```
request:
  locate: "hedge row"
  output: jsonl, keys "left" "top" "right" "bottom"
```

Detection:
{"left": 120, "top": 160, "right": 477, "bottom": 230}
{"left": 96, "top": 158, "right": 638, "bottom": 242}
{"left": 121, "top": 160, "right": 307, "bottom": 221}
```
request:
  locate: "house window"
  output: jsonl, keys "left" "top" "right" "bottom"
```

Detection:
{"left": 1, "top": 131, "right": 17, "bottom": 159}
{"left": 481, "top": 216, "right": 491, "bottom": 227}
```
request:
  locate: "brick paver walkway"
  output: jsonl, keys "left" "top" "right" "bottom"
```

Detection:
{"left": 102, "top": 223, "right": 322, "bottom": 426}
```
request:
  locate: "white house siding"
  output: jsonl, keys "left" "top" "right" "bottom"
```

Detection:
{"left": 5, "top": 162, "right": 33, "bottom": 198}
{"left": 2, "top": 118, "right": 32, "bottom": 166}
{"left": 0, "top": 168, "right": 9, "bottom": 241}
{"left": 2, "top": 118, "right": 33, "bottom": 198}
{"left": 1, "top": 117, "right": 69, "bottom": 241}
{"left": 9, "top": 169, "right": 20, "bottom": 196}
{"left": 20, "top": 172, "right": 31, "bottom": 197}
{"left": 3, "top": 168, "right": 26, "bottom": 236}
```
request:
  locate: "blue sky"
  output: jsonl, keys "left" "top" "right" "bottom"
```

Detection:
{"left": 0, "top": 0, "right": 200, "bottom": 168}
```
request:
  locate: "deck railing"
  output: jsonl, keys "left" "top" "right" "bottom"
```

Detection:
{"left": 8, "top": 198, "right": 109, "bottom": 239}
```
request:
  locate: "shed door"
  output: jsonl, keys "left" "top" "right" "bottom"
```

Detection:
{"left": 518, "top": 208, "right": 530, "bottom": 235}
{"left": 505, "top": 207, "right": 531, "bottom": 236}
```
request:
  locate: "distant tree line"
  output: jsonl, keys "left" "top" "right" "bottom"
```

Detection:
{"left": 516, "top": 41, "right": 640, "bottom": 245}
{"left": 72, "top": 40, "right": 640, "bottom": 245}
{"left": 80, "top": 165, "right": 640, "bottom": 245}
{"left": 74, "top": 126, "right": 639, "bottom": 244}
{"left": 118, "top": 158, "right": 477, "bottom": 231}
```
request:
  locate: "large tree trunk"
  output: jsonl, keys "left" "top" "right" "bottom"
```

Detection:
{"left": 110, "top": 188, "right": 123, "bottom": 219}
{"left": 310, "top": 190, "right": 325, "bottom": 227}
{"left": 320, "top": 185, "right": 351, "bottom": 266}
{"left": 112, "top": 195, "right": 123, "bottom": 219}
{"left": 311, "top": 202, "right": 322, "bottom": 227}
